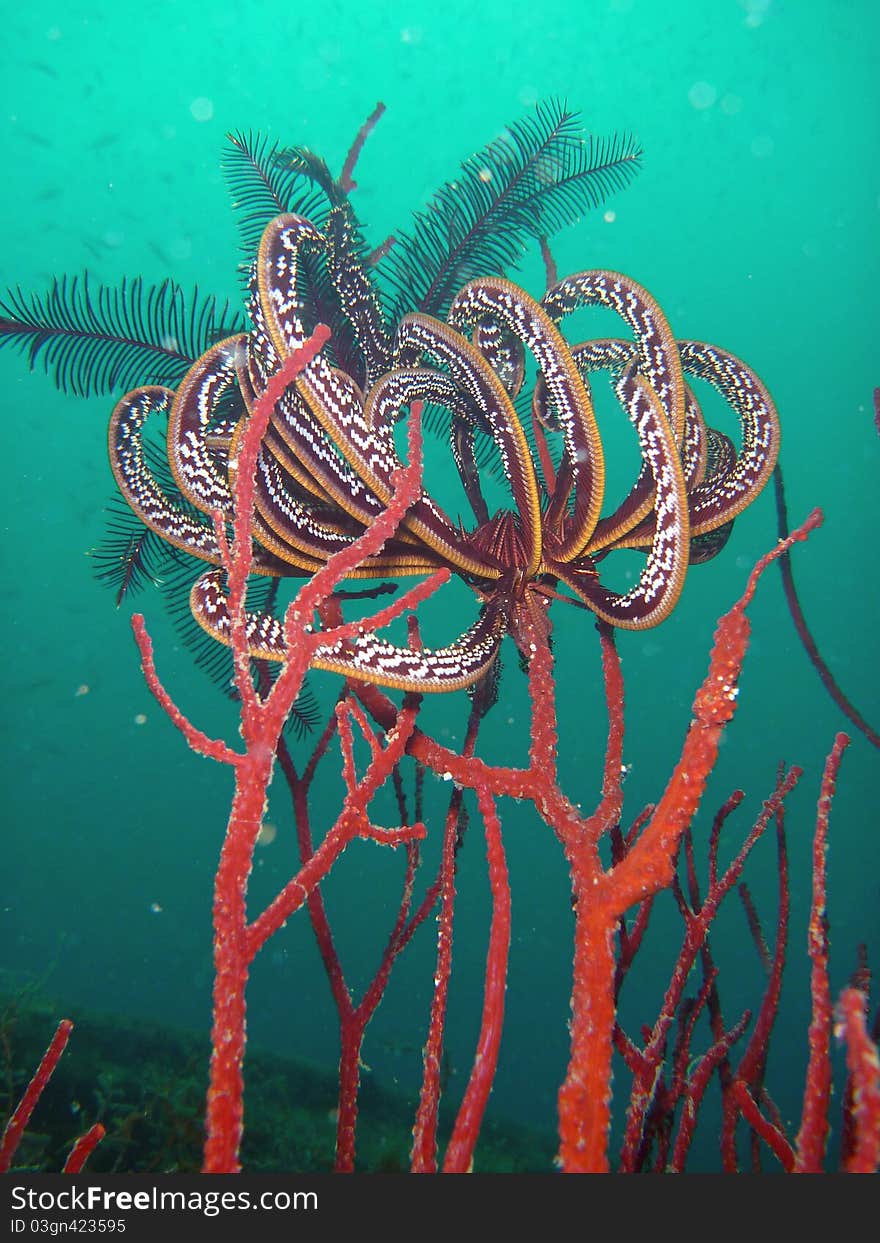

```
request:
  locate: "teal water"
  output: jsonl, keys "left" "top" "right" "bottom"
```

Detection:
{"left": 1, "top": 0, "right": 877, "bottom": 1171}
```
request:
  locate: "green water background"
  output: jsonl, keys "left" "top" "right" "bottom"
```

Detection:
{"left": 1, "top": 0, "right": 877, "bottom": 1169}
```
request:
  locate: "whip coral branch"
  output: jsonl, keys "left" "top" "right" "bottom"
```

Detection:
{"left": 0, "top": 1019, "right": 104, "bottom": 1174}
{"left": 130, "top": 324, "right": 443, "bottom": 1173}
{"left": 63, "top": 1124, "right": 107, "bottom": 1174}
{"left": 794, "top": 731, "right": 850, "bottom": 1172}
{"left": 607, "top": 510, "right": 823, "bottom": 916}
{"left": 339, "top": 101, "right": 386, "bottom": 194}
{"left": 0, "top": 1019, "right": 73, "bottom": 1172}
{"left": 273, "top": 712, "right": 433, "bottom": 1174}
{"left": 774, "top": 467, "right": 879, "bottom": 749}
{"left": 719, "top": 790, "right": 790, "bottom": 1170}
{"left": 836, "top": 987, "right": 880, "bottom": 1173}
{"left": 619, "top": 767, "right": 801, "bottom": 1173}
{"left": 442, "top": 786, "right": 512, "bottom": 1174}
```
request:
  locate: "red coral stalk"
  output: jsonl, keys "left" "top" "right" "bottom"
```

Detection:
{"left": 794, "top": 731, "right": 850, "bottom": 1171}
{"left": 836, "top": 987, "right": 880, "bottom": 1173}
{"left": 63, "top": 1124, "right": 106, "bottom": 1174}
{"left": 0, "top": 1019, "right": 74, "bottom": 1172}
{"left": 555, "top": 513, "right": 822, "bottom": 1171}
{"left": 442, "top": 786, "right": 512, "bottom": 1173}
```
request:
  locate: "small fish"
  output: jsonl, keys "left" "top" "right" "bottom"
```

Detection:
{"left": 81, "top": 238, "right": 106, "bottom": 260}
{"left": 147, "top": 239, "right": 173, "bottom": 267}
{"left": 26, "top": 61, "right": 59, "bottom": 79}
{"left": 16, "top": 128, "right": 53, "bottom": 150}
{"left": 90, "top": 132, "right": 121, "bottom": 151}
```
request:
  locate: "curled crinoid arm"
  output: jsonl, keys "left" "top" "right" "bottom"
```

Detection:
{"left": 190, "top": 567, "right": 507, "bottom": 693}
{"left": 678, "top": 341, "right": 781, "bottom": 536}
{"left": 108, "top": 385, "right": 221, "bottom": 564}
{"left": 397, "top": 308, "right": 545, "bottom": 574}
{"left": 167, "top": 335, "right": 250, "bottom": 516}
{"left": 554, "top": 365, "right": 690, "bottom": 630}
{"left": 542, "top": 269, "right": 686, "bottom": 440}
